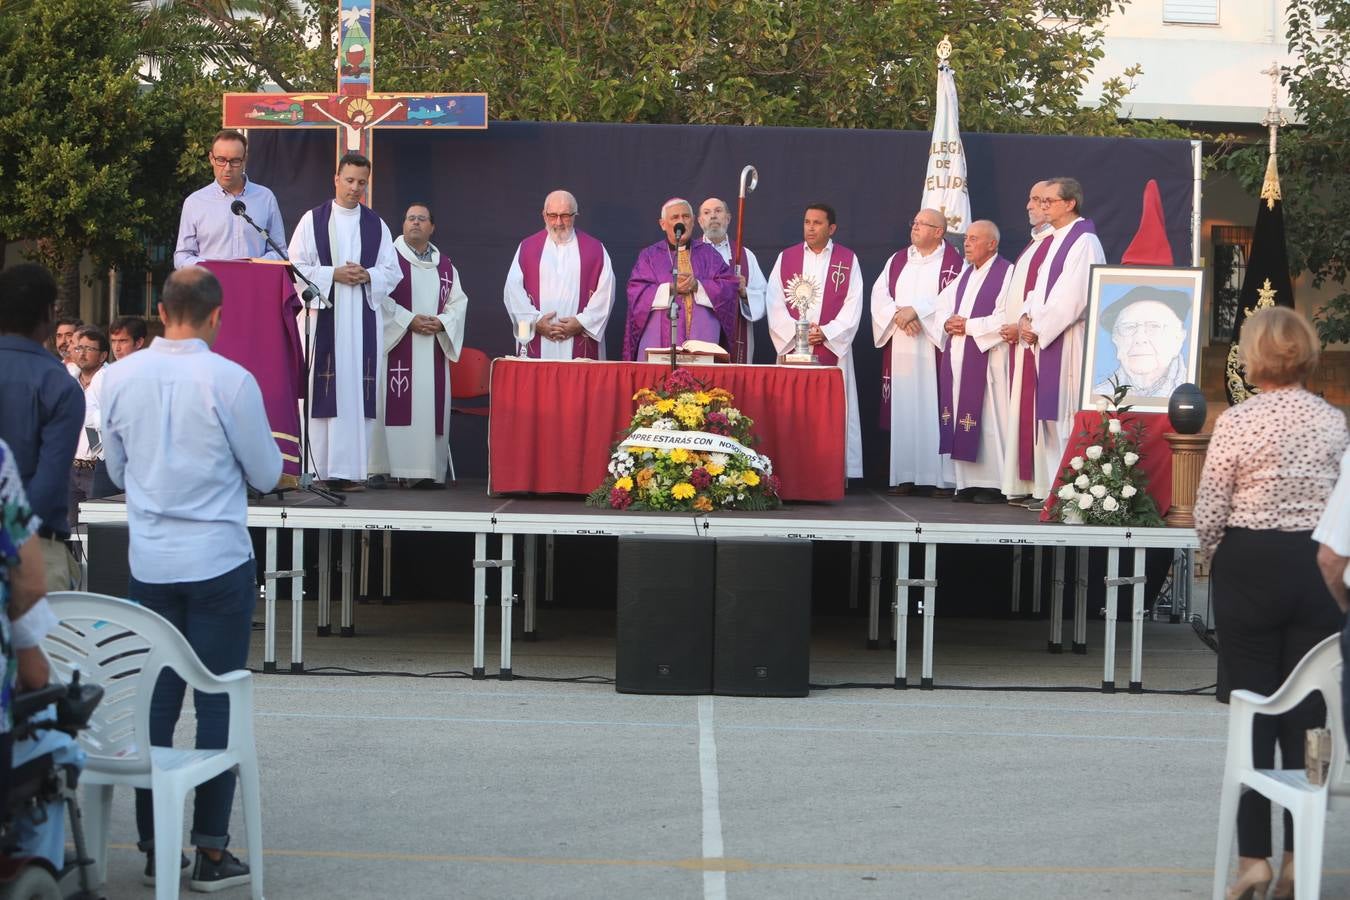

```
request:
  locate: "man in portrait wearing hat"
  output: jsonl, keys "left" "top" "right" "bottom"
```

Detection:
{"left": 1091, "top": 286, "right": 1191, "bottom": 400}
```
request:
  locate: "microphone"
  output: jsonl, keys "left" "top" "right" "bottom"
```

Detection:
{"left": 230, "top": 200, "right": 247, "bottom": 216}
{"left": 673, "top": 223, "right": 686, "bottom": 241}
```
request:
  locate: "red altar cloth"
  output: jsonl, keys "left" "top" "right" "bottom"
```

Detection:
{"left": 203, "top": 260, "right": 305, "bottom": 478}
{"left": 1039, "top": 411, "right": 1173, "bottom": 522}
{"left": 488, "top": 360, "right": 847, "bottom": 501}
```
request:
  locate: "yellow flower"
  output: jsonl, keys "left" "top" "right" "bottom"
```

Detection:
{"left": 674, "top": 403, "right": 704, "bottom": 427}
{"left": 672, "top": 483, "right": 696, "bottom": 500}
{"left": 668, "top": 447, "right": 690, "bottom": 464}
{"left": 741, "top": 470, "right": 761, "bottom": 487}
{"left": 677, "top": 392, "right": 697, "bottom": 404}
{"left": 633, "top": 388, "right": 659, "bottom": 404}
{"left": 705, "top": 462, "right": 725, "bottom": 476}
{"left": 693, "top": 495, "right": 713, "bottom": 512}
{"left": 708, "top": 388, "right": 733, "bottom": 403}
{"left": 636, "top": 468, "right": 654, "bottom": 487}
{"left": 656, "top": 398, "right": 676, "bottom": 413}
{"left": 694, "top": 391, "right": 712, "bottom": 405}
{"left": 614, "top": 476, "right": 633, "bottom": 491}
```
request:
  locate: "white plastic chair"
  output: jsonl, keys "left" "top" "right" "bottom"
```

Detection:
{"left": 40, "top": 591, "right": 264, "bottom": 900}
{"left": 1212, "top": 634, "right": 1347, "bottom": 900}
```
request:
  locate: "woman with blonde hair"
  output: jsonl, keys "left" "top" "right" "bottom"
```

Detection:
{"left": 1196, "top": 306, "right": 1349, "bottom": 899}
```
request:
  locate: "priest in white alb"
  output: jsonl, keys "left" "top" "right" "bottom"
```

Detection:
{"left": 934, "top": 220, "right": 1014, "bottom": 503}
{"left": 368, "top": 202, "right": 468, "bottom": 486}
{"left": 999, "top": 181, "right": 1055, "bottom": 503}
{"left": 767, "top": 202, "right": 864, "bottom": 479}
{"left": 288, "top": 152, "right": 402, "bottom": 489}
{"left": 870, "top": 207, "right": 964, "bottom": 494}
{"left": 698, "top": 197, "right": 767, "bottom": 364}
{"left": 1019, "top": 176, "right": 1106, "bottom": 501}
{"left": 503, "top": 189, "right": 615, "bottom": 359}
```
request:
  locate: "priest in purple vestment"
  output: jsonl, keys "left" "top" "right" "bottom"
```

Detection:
{"left": 624, "top": 198, "right": 740, "bottom": 361}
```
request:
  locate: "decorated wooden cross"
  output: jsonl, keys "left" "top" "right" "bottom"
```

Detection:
{"left": 221, "top": 0, "right": 487, "bottom": 203}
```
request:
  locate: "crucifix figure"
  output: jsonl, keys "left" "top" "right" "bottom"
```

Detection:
{"left": 221, "top": 0, "right": 488, "bottom": 203}
{"left": 959, "top": 412, "right": 977, "bottom": 433}
{"left": 829, "top": 261, "right": 849, "bottom": 291}
{"left": 389, "top": 360, "right": 411, "bottom": 398}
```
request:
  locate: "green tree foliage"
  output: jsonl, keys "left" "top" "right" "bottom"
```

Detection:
{"left": 1217, "top": 0, "right": 1349, "bottom": 345}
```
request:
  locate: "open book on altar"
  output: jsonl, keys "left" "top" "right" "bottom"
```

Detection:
{"left": 643, "top": 340, "right": 730, "bottom": 365}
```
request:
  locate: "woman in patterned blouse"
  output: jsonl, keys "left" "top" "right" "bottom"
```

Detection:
{"left": 1195, "top": 307, "right": 1348, "bottom": 900}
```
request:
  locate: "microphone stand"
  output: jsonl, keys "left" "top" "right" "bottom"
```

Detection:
{"left": 669, "top": 247, "right": 680, "bottom": 377}
{"left": 233, "top": 207, "right": 345, "bottom": 507}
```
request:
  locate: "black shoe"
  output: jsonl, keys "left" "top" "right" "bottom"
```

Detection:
{"left": 409, "top": 478, "right": 443, "bottom": 490}
{"left": 972, "top": 489, "right": 1004, "bottom": 504}
{"left": 189, "top": 849, "right": 250, "bottom": 893}
{"left": 887, "top": 482, "right": 915, "bottom": 496}
{"left": 366, "top": 474, "right": 390, "bottom": 490}
{"left": 952, "top": 488, "right": 976, "bottom": 503}
{"left": 142, "top": 851, "right": 192, "bottom": 885}
{"left": 930, "top": 487, "right": 955, "bottom": 498}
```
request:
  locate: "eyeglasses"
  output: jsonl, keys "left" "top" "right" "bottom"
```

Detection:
{"left": 911, "top": 220, "right": 942, "bottom": 230}
{"left": 1113, "top": 321, "right": 1174, "bottom": 339}
{"left": 211, "top": 155, "right": 245, "bottom": 168}
{"left": 72, "top": 345, "right": 104, "bottom": 355}
{"left": 544, "top": 212, "right": 575, "bottom": 221}
{"left": 1037, "top": 197, "right": 1067, "bottom": 207}
{"left": 405, "top": 214, "right": 431, "bottom": 222}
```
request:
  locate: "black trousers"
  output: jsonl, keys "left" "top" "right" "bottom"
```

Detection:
{"left": 1213, "top": 527, "right": 1343, "bottom": 858}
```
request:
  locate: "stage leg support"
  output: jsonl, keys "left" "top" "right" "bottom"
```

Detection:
{"left": 290, "top": 530, "right": 305, "bottom": 673}
{"left": 1130, "top": 547, "right": 1145, "bottom": 692}
{"left": 1010, "top": 546, "right": 1023, "bottom": 615}
{"left": 1031, "top": 547, "right": 1043, "bottom": 617}
{"left": 317, "top": 530, "right": 332, "bottom": 636}
{"left": 339, "top": 530, "right": 355, "bottom": 637}
{"left": 499, "top": 536, "right": 515, "bottom": 680}
{"left": 920, "top": 545, "right": 937, "bottom": 689}
{"left": 382, "top": 531, "right": 393, "bottom": 604}
{"left": 893, "top": 544, "right": 909, "bottom": 688}
{"left": 866, "top": 542, "right": 881, "bottom": 649}
{"left": 1048, "top": 547, "right": 1065, "bottom": 653}
{"left": 849, "top": 542, "right": 861, "bottom": 611}
{"left": 1072, "top": 548, "right": 1088, "bottom": 655}
{"left": 263, "top": 529, "right": 277, "bottom": 673}
{"left": 358, "top": 531, "right": 370, "bottom": 604}
{"left": 523, "top": 535, "right": 538, "bottom": 642}
{"left": 1101, "top": 546, "right": 1148, "bottom": 693}
{"left": 472, "top": 532, "right": 487, "bottom": 679}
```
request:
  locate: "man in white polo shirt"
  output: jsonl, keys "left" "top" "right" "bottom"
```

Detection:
{"left": 101, "top": 265, "right": 281, "bottom": 891}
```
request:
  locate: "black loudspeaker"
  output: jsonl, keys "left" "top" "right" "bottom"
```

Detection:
{"left": 85, "top": 524, "right": 131, "bottom": 597}
{"left": 714, "top": 538, "right": 812, "bottom": 697}
{"left": 615, "top": 537, "right": 715, "bottom": 694}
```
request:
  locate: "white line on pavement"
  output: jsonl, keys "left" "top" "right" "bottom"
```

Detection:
{"left": 698, "top": 696, "right": 727, "bottom": 900}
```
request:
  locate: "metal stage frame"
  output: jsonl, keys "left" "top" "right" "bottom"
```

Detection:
{"left": 80, "top": 484, "right": 1199, "bottom": 694}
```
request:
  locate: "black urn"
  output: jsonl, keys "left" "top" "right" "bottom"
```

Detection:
{"left": 1167, "top": 383, "right": 1207, "bottom": 434}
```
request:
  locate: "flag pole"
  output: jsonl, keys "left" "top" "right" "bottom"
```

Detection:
{"left": 733, "top": 164, "right": 758, "bottom": 363}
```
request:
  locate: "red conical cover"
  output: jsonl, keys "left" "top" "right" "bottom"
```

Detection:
{"left": 1121, "top": 179, "right": 1174, "bottom": 266}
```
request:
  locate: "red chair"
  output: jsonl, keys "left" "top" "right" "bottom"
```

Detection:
{"left": 449, "top": 347, "right": 491, "bottom": 417}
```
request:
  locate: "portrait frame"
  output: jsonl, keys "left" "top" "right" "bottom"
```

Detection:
{"left": 1080, "top": 264, "right": 1205, "bottom": 414}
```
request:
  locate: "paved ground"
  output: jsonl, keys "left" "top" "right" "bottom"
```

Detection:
{"left": 86, "top": 601, "right": 1349, "bottom": 900}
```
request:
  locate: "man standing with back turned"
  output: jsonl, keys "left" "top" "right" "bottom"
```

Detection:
{"left": 101, "top": 266, "right": 282, "bottom": 891}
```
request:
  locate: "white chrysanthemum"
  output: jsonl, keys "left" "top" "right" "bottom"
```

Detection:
{"left": 1100, "top": 463, "right": 1113, "bottom": 476}
{"left": 1108, "top": 418, "right": 1122, "bottom": 434}
{"left": 1085, "top": 445, "right": 1103, "bottom": 460}
{"left": 651, "top": 418, "right": 678, "bottom": 431}
{"left": 1121, "top": 484, "right": 1138, "bottom": 498}
{"left": 1077, "top": 493, "right": 1094, "bottom": 510}
{"left": 1123, "top": 452, "right": 1139, "bottom": 467}
{"left": 1069, "top": 456, "right": 1084, "bottom": 471}
{"left": 708, "top": 452, "right": 728, "bottom": 466}
{"left": 1057, "top": 484, "right": 1077, "bottom": 501}
{"left": 1102, "top": 496, "right": 1120, "bottom": 512}
{"left": 1074, "top": 474, "right": 1090, "bottom": 489}
{"left": 726, "top": 409, "right": 741, "bottom": 421}
{"left": 1089, "top": 484, "right": 1107, "bottom": 498}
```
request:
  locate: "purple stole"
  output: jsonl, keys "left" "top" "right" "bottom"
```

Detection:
{"left": 1014, "top": 236, "right": 1053, "bottom": 481}
{"left": 778, "top": 243, "right": 856, "bottom": 366}
{"left": 937, "top": 256, "right": 1012, "bottom": 461}
{"left": 1034, "top": 218, "right": 1095, "bottom": 422}
{"left": 517, "top": 229, "right": 605, "bottom": 359}
{"left": 384, "top": 250, "right": 453, "bottom": 436}
{"left": 311, "top": 201, "right": 380, "bottom": 419}
{"left": 725, "top": 243, "right": 750, "bottom": 364}
{"left": 879, "top": 243, "right": 963, "bottom": 430}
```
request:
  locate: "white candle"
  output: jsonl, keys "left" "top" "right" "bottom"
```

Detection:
{"left": 515, "top": 319, "right": 533, "bottom": 341}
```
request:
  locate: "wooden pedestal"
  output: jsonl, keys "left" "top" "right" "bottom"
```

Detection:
{"left": 1164, "top": 432, "right": 1211, "bottom": 527}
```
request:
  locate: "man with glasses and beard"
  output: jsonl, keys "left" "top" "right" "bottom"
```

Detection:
{"left": 174, "top": 129, "right": 286, "bottom": 269}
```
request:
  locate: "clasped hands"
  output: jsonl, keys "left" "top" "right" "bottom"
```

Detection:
{"left": 943, "top": 315, "right": 967, "bottom": 337}
{"left": 410, "top": 314, "right": 444, "bottom": 336}
{"left": 999, "top": 316, "right": 1038, "bottom": 345}
{"left": 892, "top": 306, "right": 923, "bottom": 338}
{"left": 534, "top": 311, "right": 583, "bottom": 341}
{"left": 333, "top": 261, "right": 370, "bottom": 286}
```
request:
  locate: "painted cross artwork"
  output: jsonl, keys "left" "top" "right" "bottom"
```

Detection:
{"left": 221, "top": 0, "right": 487, "bottom": 201}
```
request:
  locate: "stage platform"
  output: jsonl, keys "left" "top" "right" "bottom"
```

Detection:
{"left": 80, "top": 482, "right": 1199, "bottom": 694}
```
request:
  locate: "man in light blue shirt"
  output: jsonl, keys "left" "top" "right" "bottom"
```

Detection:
{"left": 173, "top": 129, "right": 286, "bottom": 269}
{"left": 100, "top": 265, "right": 281, "bottom": 891}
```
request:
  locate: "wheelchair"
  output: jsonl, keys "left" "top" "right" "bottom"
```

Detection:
{"left": 0, "top": 674, "right": 104, "bottom": 900}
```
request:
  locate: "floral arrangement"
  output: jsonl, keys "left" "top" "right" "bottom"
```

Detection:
{"left": 1047, "top": 381, "right": 1164, "bottom": 527}
{"left": 586, "top": 368, "right": 782, "bottom": 512}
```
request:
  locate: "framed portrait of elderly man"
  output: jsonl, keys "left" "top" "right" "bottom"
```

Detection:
{"left": 1080, "top": 264, "right": 1204, "bottom": 413}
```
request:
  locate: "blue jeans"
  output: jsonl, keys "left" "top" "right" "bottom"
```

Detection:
{"left": 129, "top": 559, "right": 256, "bottom": 851}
